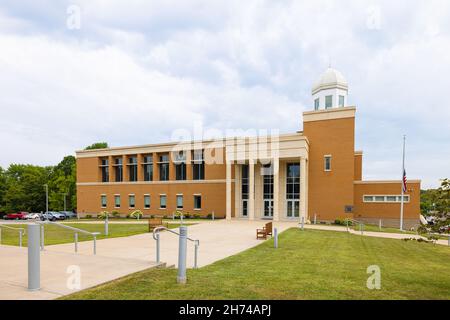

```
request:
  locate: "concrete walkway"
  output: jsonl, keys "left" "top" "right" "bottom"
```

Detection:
{"left": 0, "top": 220, "right": 296, "bottom": 300}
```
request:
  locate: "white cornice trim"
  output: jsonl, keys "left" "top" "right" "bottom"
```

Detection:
{"left": 303, "top": 106, "right": 356, "bottom": 123}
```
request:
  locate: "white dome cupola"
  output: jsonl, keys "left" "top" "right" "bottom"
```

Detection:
{"left": 312, "top": 68, "right": 348, "bottom": 111}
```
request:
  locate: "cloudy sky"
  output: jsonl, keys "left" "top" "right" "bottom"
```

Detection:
{"left": 0, "top": 0, "right": 449, "bottom": 188}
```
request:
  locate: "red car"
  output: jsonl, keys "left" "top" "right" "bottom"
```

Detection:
{"left": 4, "top": 212, "right": 29, "bottom": 220}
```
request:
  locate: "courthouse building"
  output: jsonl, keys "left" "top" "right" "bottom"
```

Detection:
{"left": 76, "top": 68, "right": 421, "bottom": 228}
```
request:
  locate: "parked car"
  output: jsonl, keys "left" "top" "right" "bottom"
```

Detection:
{"left": 4, "top": 212, "right": 29, "bottom": 220}
{"left": 49, "top": 211, "right": 66, "bottom": 220}
{"left": 41, "top": 212, "right": 65, "bottom": 221}
{"left": 60, "top": 211, "right": 77, "bottom": 219}
{"left": 25, "top": 213, "right": 41, "bottom": 220}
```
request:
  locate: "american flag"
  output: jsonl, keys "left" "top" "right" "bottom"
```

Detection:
{"left": 402, "top": 169, "right": 407, "bottom": 193}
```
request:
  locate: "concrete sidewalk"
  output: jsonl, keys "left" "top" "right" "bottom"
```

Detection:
{"left": 0, "top": 245, "right": 160, "bottom": 300}
{"left": 0, "top": 220, "right": 296, "bottom": 300}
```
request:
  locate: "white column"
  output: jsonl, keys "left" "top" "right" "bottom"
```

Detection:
{"left": 249, "top": 160, "right": 255, "bottom": 220}
{"left": 226, "top": 161, "right": 232, "bottom": 220}
{"left": 300, "top": 157, "right": 307, "bottom": 221}
{"left": 273, "top": 158, "right": 280, "bottom": 222}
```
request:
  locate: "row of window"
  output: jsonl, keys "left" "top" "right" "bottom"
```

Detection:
{"left": 101, "top": 194, "right": 202, "bottom": 210}
{"left": 314, "top": 95, "right": 345, "bottom": 110}
{"left": 363, "top": 195, "right": 410, "bottom": 203}
{"left": 99, "top": 150, "right": 205, "bottom": 183}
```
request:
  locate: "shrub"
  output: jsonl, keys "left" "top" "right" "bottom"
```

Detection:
{"left": 184, "top": 213, "right": 191, "bottom": 219}
{"left": 85, "top": 214, "right": 92, "bottom": 219}
{"left": 111, "top": 211, "right": 120, "bottom": 218}
{"left": 193, "top": 214, "right": 201, "bottom": 219}
{"left": 98, "top": 211, "right": 109, "bottom": 219}
{"left": 206, "top": 213, "right": 213, "bottom": 219}
{"left": 128, "top": 210, "right": 143, "bottom": 219}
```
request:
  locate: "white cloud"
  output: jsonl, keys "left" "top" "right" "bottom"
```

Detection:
{"left": 0, "top": 0, "right": 449, "bottom": 188}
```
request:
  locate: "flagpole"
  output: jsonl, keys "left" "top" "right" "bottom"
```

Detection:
{"left": 400, "top": 135, "right": 406, "bottom": 231}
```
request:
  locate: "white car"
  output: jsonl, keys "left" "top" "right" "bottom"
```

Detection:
{"left": 26, "top": 213, "right": 41, "bottom": 220}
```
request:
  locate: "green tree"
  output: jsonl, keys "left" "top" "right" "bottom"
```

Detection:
{"left": 84, "top": 142, "right": 109, "bottom": 150}
{"left": 419, "top": 179, "right": 450, "bottom": 234}
{"left": 48, "top": 156, "right": 76, "bottom": 211}
{"left": 3, "top": 164, "right": 52, "bottom": 213}
{"left": 0, "top": 166, "right": 6, "bottom": 212}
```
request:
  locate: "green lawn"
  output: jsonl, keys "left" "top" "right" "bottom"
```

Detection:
{"left": 63, "top": 229, "right": 450, "bottom": 300}
{"left": 0, "top": 222, "right": 188, "bottom": 247}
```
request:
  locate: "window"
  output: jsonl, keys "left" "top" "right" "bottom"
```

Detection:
{"left": 142, "top": 155, "right": 153, "bottom": 181}
{"left": 314, "top": 98, "right": 320, "bottom": 110}
{"left": 325, "top": 95, "right": 333, "bottom": 109}
{"left": 339, "top": 95, "right": 345, "bottom": 107}
{"left": 192, "top": 150, "right": 205, "bottom": 180}
{"left": 176, "top": 195, "right": 183, "bottom": 209}
{"left": 114, "top": 195, "right": 121, "bottom": 208}
{"left": 144, "top": 195, "right": 151, "bottom": 209}
{"left": 363, "top": 195, "right": 410, "bottom": 203}
{"left": 194, "top": 195, "right": 202, "bottom": 210}
{"left": 174, "top": 151, "right": 186, "bottom": 180}
{"left": 160, "top": 195, "right": 167, "bottom": 209}
{"left": 114, "top": 157, "right": 123, "bottom": 182}
{"left": 128, "top": 156, "right": 138, "bottom": 182}
{"left": 101, "top": 195, "right": 107, "bottom": 208}
{"left": 286, "top": 163, "right": 300, "bottom": 218}
{"left": 241, "top": 165, "right": 249, "bottom": 217}
{"left": 159, "top": 154, "right": 170, "bottom": 181}
{"left": 129, "top": 194, "right": 135, "bottom": 208}
{"left": 286, "top": 164, "right": 300, "bottom": 200}
{"left": 100, "top": 158, "right": 109, "bottom": 182}
{"left": 324, "top": 155, "right": 332, "bottom": 171}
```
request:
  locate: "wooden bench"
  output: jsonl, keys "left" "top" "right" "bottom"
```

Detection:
{"left": 148, "top": 217, "right": 169, "bottom": 232}
{"left": 256, "top": 222, "right": 273, "bottom": 240}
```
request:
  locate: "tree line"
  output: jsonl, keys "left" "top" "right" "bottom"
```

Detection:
{"left": 0, "top": 142, "right": 108, "bottom": 214}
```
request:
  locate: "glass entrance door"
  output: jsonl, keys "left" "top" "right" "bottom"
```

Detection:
{"left": 264, "top": 200, "right": 273, "bottom": 218}
{"left": 242, "top": 200, "right": 248, "bottom": 217}
{"left": 286, "top": 200, "right": 300, "bottom": 218}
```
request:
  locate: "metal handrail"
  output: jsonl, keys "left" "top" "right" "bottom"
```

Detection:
{"left": 152, "top": 226, "right": 200, "bottom": 268}
{"left": 37, "top": 221, "right": 100, "bottom": 255}
{"left": 0, "top": 224, "right": 25, "bottom": 247}
{"left": 345, "top": 218, "right": 365, "bottom": 235}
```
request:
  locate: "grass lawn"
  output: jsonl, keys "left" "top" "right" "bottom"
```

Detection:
{"left": 63, "top": 228, "right": 450, "bottom": 300}
{"left": 0, "top": 222, "right": 189, "bottom": 247}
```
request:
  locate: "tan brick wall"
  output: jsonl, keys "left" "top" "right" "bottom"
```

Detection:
{"left": 353, "top": 181, "right": 421, "bottom": 227}
{"left": 76, "top": 147, "right": 233, "bottom": 218}
{"left": 77, "top": 182, "right": 227, "bottom": 218}
{"left": 303, "top": 116, "right": 355, "bottom": 221}
{"left": 354, "top": 154, "right": 362, "bottom": 181}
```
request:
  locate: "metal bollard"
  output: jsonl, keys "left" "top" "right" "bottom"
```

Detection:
{"left": 301, "top": 216, "right": 305, "bottom": 230}
{"left": 0, "top": 228, "right": 2, "bottom": 245}
{"left": 19, "top": 230, "right": 23, "bottom": 247}
{"left": 360, "top": 224, "right": 363, "bottom": 235}
{"left": 105, "top": 214, "right": 109, "bottom": 236}
{"left": 379, "top": 219, "right": 382, "bottom": 231}
{"left": 93, "top": 235, "right": 97, "bottom": 255}
{"left": 156, "top": 233, "right": 160, "bottom": 264}
{"left": 74, "top": 232, "right": 78, "bottom": 253}
{"left": 274, "top": 228, "right": 278, "bottom": 248}
{"left": 194, "top": 240, "right": 199, "bottom": 269}
{"left": 212, "top": 211, "right": 215, "bottom": 221}
{"left": 448, "top": 236, "right": 450, "bottom": 247}
{"left": 180, "top": 214, "right": 184, "bottom": 225}
{"left": 314, "top": 214, "right": 317, "bottom": 225}
{"left": 40, "top": 225, "right": 45, "bottom": 250}
{"left": 28, "top": 224, "right": 40, "bottom": 291}
{"left": 177, "top": 226, "right": 187, "bottom": 284}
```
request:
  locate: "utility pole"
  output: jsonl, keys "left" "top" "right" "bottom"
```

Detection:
{"left": 43, "top": 184, "right": 49, "bottom": 221}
